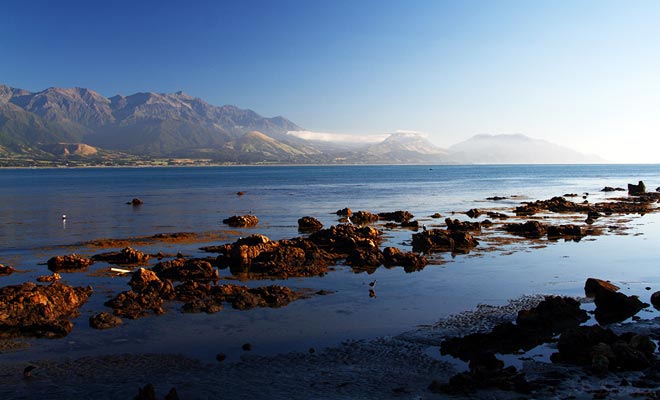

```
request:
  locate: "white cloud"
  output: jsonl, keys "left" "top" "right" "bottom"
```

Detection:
{"left": 287, "top": 130, "right": 389, "bottom": 144}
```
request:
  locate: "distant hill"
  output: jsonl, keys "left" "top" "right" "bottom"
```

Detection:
{"left": 447, "top": 134, "right": 606, "bottom": 164}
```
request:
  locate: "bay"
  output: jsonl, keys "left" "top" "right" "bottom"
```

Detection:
{"left": 1, "top": 164, "right": 660, "bottom": 363}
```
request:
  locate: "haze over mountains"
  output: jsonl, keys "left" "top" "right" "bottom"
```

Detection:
{"left": 0, "top": 83, "right": 605, "bottom": 165}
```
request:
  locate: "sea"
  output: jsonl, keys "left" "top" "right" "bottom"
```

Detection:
{"left": 2, "top": 164, "right": 660, "bottom": 363}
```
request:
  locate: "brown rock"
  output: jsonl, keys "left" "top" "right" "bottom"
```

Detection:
{"left": 222, "top": 215, "right": 259, "bottom": 227}
{"left": 351, "top": 211, "right": 379, "bottom": 225}
{"left": 36, "top": 273, "right": 61, "bottom": 282}
{"left": 412, "top": 229, "right": 478, "bottom": 253}
{"left": 0, "top": 282, "right": 92, "bottom": 338}
{"left": 47, "top": 254, "right": 93, "bottom": 272}
{"left": 445, "top": 218, "right": 481, "bottom": 232}
{"left": 584, "top": 278, "right": 620, "bottom": 297}
{"left": 465, "top": 209, "right": 481, "bottom": 218}
{"left": 104, "top": 290, "right": 164, "bottom": 319}
{"left": 0, "top": 264, "right": 16, "bottom": 276}
{"left": 129, "top": 268, "right": 162, "bottom": 292}
{"left": 129, "top": 198, "right": 143, "bottom": 205}
{"left": 298, "top": 216, "right": 323, "bottom": 232}
{"left": 336, "top": 208, "right": 352, "bottom": 217}
{"left": 504, "top": 221, "right": 547, "bottom": 238}
{"left": 382, "top": 247, "right": 428, "bottom": 272}
{"left": 92, "top": 247, "right": 150, "bottom": 265}
{"left": 377, "top": 210, "right": 414, "bottom": 223}
{"left": 89, "top": 312, "right": 122, "bottom": 329}
{"left": 152, "top": 259, "right": 216, "bottom": 282}
{"left": 547, "top": 224, "right": 584, "bottom": 240}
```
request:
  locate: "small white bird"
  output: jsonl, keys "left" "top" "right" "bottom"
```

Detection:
{"left": 62, "top": 214, "right": 67, "bottom": 220}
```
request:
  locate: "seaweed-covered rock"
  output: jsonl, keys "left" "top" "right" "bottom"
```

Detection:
{"left": 0, "top": 282, "right": 92, "bottom": 338}
{"left": 89, "top": 312, "right": 122, "bottom": 330}
{"left": 222, "top": 215, "right": 259, "bottom": 227}
{"left": 298, "top": 216, "right": 323, "bottom": 232}
{"left": 47, "top": 254, "right": 94, "bottom": 272}
{"left": 92, "top": 247, "right": 150, "bottom": 265}
{"left": 411, "top": 229, "right": 478, "bottom": 253}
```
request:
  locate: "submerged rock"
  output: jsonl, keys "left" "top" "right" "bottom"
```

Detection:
{"left": 89, "top": 312, "right": 122, "bottom": 330}
{"left": 465, "top": 208, "right": 481, "bottom": 218}
{"left": 547, "top": 224, "right": 584, "bottom": 240}
{"left": 0, "top": 264, "right": 16, "bottom": 276}
{"left": 0, "top": 282, "right": 92, "bottom": 338}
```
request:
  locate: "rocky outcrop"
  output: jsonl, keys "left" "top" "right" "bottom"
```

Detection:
{"left": 47, "top": 254, "right": 94, "bottom": 272}
{"left": 585, "top": 278, "right": 648, "bottom": 325}
{"left": 601, "top": 186, "right": 625, "bottom": 192}
{"left": 0, "top": 282, "right": 92, "bottom": 338}
{"left": 298, "top": 216, "right": 323, "bottom": 232}
{"left": 628, "top": 181, "right": 646, "bottom": 196}
{"left": 336, "top": 208, "right": 352, "bottom": 217}
{"left": 92, "top": 247, "right": 150, "bottom": 265}
{"left": 222, "top": 215, "right": 259, "bottom": 227}
{"left": 411, "top": 229, "right": 478, "bottom": 254}
{"left": 128, "top": 198, "right": 144, "bottom": 205}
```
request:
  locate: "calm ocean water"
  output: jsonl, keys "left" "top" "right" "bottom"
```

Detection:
{"left": 2, "top": 164, "right": 660, "bottom": 362}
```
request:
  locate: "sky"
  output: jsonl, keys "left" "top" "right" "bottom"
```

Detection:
{"left": 1, "top": 0, "right": 659, "bottom": 163}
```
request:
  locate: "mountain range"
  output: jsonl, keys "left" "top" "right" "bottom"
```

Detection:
{"left": 0, "top": 83, "right": 605, "bottom": 165}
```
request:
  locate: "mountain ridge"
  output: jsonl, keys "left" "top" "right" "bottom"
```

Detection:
{"left": 0, "top": 83, "right": 607, "bottom": 166}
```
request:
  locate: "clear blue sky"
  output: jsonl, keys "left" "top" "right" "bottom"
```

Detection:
{"left": 2, "top": 0, "right": 659, "bottom": 162}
